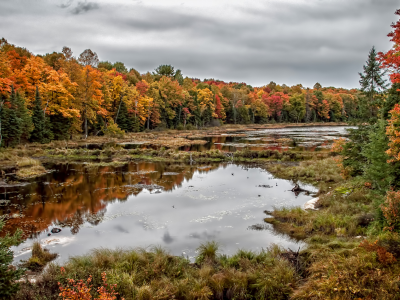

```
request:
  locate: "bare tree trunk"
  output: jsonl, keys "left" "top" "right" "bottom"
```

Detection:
{"left": 85, "top": 115, "right": 88, "bottom": 139}
{"left": 147, "top": 106, "right": 151, "bottom": 130}
{"left": 114, "top": 94, "right": 124, "bottom": 122}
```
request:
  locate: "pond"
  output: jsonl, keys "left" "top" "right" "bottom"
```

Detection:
{"left": 1, "top": 161, "right": 317, "bottom": 264}
{"left": 180, "top": 125, "right": 353, "bottom": 152}
{"left": 121, "top": 125, "right": 353, "bottom": 152}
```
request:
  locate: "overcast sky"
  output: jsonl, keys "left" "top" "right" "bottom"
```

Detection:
{"left": 0, "top": 0, "right": 398, "bottom": 88}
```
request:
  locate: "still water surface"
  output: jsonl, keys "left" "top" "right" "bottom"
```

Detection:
{"left": 2, "top": 162, "right": 317, "bottom": 263}
{"left": 180, "top": 126, "right": 353, "bottom": 152}
{"left": 120, "top": 125, "right": 353, "bottom": 152}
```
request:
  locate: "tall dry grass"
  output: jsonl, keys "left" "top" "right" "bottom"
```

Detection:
{"left": 14, "top": 243, "right": 297, "bottom": 300}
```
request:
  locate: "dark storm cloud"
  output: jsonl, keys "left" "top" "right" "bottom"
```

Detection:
{"left": 71, "top": 1, "right": 100, "bottom": 14}
{"left": 0, "top": 0, "right": 398, "bottom": 88}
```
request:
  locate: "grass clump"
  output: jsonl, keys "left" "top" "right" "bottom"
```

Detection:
{"left": 15, "top": 158, "right": 47, "bottom": 178}
{"left": 20, "top": 242, "right": 57, "bottom": 272}
{"left": 84, "top": 161, "right": 128, "bottom": 169}
{"left": 14, "top": 244, "right": 298, "bottom": 300}
{"left": 267, "top": 157, "right": 343, "bottom": 186}
{"left": 265, "top": 186, "right": 375, "bottom": 240}
{"left": 195, "top": 241, "right": 220, "bottom": 264}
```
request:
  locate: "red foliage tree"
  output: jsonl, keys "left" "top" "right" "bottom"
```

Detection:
{"left": 378, "top": 9, "right": 400, "bottom": 88}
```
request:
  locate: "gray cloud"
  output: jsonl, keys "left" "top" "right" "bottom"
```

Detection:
{"left": 71, "top": 1, "right": 99, "bottom": 14}
{"left": 59, "top": 0, "right": 74, "bottom": 9}
{"left": 0, "top": 0, "right": 398, "bottom": 88}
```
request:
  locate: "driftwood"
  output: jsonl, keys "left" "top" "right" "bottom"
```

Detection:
{"left": 291, "top": 184, "right": 311, "bottom": 196}
{"left": 280, "top": 248, "right": 302, "bottom": 273}
{"left": 291, "top": 184, "right": 306, "bottom": 192}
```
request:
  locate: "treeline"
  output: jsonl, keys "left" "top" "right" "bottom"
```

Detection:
{"left": 0, "top": 37, "right": 387, "bottom": 146}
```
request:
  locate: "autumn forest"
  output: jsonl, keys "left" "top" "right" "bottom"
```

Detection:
{"left": 0, "top": 36, "right": 385, "bottom": 147}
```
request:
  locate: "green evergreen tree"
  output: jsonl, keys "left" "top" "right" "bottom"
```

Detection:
{"left": 311, "top": 109, "right": 317, "bottom": 122}
{"left": 0, "top": 219, "right": 25, "bottom": 299}
{"left": 94, "top": 115, "right": 105, "bottom": 136}
{"left": 116, "top": 100, "right": 130, "bottom": 132}
{"left": 342, "top": 125, "right": 371, "bottom": 177}
{"left": 362, "top": 120, "right": 393, "bottom": 191}
{"left": 30, "top": 87, "right": 45, "bottom": 143}
{"left": 15, "top": 92, "right": 32, "bottom": 142}
{"left": 237, "top": 105, "right": 250, "bottom": 124}
{"left": 359, "top": 46, "right": 388, "bottom": 119}
{"left": 382, "top": 83, "right": 400, "bottom": 119}
{"left": 131, "top": 114, "right": 141, "bottom": 132}
{"left": 43, "top": 116, "right": 54, "bottom": 143}
{"left": 174, "top": 69, "right": 184, "bottom": 85}
{"left": 0, "top": 105, "right": 8, "bottom": 147}
{"left": 202, "top": 107, "right": 213, "bottom": 126}
{"left": 1, "top": 87, "right": 22, "bottom": 147}
{"left": 313, "top": 90, "right": 324, "bottom": 121}
{"left": 50, "top": 113, "right": 71, "bottom": 140}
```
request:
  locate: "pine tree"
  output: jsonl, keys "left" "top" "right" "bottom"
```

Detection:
{"left": 43, "top": 116, "right": 54, "bottom": 143}
{"left": 0, "top": 104, "right": 7, "bottom": 147}
{"left": 15, "top": 92, "right": 32, "bottom": 142}
{"left": 0, "top": 220, "right": 24, "bottom": 299}
{"left": 94, "top": 114, "right": 105, "bottom": 136}
{"left": 30, "top": 87, "right": 45, "bottom": 143}
{"left": 382, "top": 83, "right": 400, "bottom": 119}
{"left": 311, "top": 109, "right": 317, "bottom": 122}
{"left": 359, "top": 46, "right": 388, "bottom": 118}
{"left": 131, "top": 114, "right": 141, "bottom": 132}
{"left": 342, "top": 125, "right": 371, "bottom": 176}
{"left": 116, "top": 100, "right": 130, "bottom": 132}
{"left": 50, "top": 113, "right": 71, "bottom": 140}
{"left": 1, "top": 87, "right": 22, "bottom": 147}
{"left": 362, "top": 120, "right": 393, "bottom": 191}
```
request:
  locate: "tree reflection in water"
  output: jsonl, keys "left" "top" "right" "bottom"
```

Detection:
{"left": 0, "top": 162, "right": 220, "bottom": 237}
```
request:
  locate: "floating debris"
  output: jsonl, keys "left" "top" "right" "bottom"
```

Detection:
{"left": 247, "top": 224, "right": 269, "bottom": 231}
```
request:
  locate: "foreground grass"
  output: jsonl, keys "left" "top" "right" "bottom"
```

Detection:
{"left": 15, "top": 237, "right": 400, "bottom": 299}
{"left": 291, "top": 234, "right": 400, "bottom": 299}
{"left": 14, "top": 243, "right": 298, "bottom": 300}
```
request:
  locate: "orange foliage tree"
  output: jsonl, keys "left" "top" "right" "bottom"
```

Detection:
{"left": 386, "top": 104, "right": 400, "bottom": 163}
